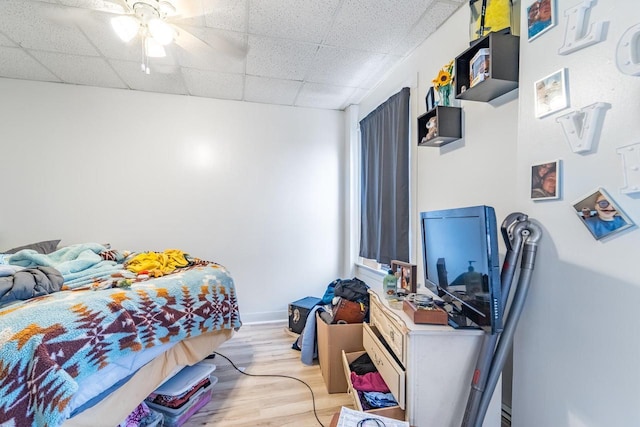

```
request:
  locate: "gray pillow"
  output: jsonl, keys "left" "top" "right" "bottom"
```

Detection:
{"left": 3, "top": 239, "right": 61, "bottom": 254}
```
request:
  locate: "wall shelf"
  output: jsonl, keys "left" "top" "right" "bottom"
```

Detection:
{"left": 455, "top": 31, "right": 520, "bottom": 102}
{"left": 418, "top": 106, "right": 462, "bottom": 147}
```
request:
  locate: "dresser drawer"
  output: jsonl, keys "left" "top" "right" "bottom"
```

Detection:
{"left": 363, "top": 322, "right": 406, "bottom": 409}
{"left": 370, "top": 295, "right": 406, "bottom": 365}
{"left": 341, "top": 350, "right": 406, "bottom": 421}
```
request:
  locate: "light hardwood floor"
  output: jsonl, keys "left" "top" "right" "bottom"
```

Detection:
{"left": 183, "top": 321, "right": 352, "bottom": 427}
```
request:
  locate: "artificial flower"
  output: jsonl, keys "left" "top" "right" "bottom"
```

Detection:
{"left": 433, "top": 69, "right": 452, "bottom": 89}
{"left": 432, "top": 60, "right": 455, "bottom": 106}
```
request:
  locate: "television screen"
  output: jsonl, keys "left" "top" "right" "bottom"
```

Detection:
{"left": 420, "top": 205, "right": 503, "bottom": 333}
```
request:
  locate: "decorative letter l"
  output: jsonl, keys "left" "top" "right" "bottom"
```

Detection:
{"left": 558, "top": 0, "right": 605, "bottom": 55}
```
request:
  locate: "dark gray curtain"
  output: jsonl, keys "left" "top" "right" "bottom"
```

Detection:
{"left": 359, "top": 87, "right": 410, "bottom": 265}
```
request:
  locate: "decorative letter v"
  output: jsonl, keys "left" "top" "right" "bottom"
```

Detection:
{"left": 556, "top": 102, "right": 610, "bottom": 153}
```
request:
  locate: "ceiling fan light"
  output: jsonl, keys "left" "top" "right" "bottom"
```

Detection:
{"left": 111, "top": 16, "right": 139, "bottom": 43}
{"left": 145, "top": 37, "right": 166, "bottom": 58}
{"left": 148, "top": 19, "right": 175, "bottom": 45}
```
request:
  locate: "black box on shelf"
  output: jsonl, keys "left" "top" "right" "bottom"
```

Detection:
{"left": 288, "top": 296, "right": 321, "bottom": 334}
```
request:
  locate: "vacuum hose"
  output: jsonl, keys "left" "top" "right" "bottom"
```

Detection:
{"left": 473, "top": 221, "right": 542, "bottom": 427}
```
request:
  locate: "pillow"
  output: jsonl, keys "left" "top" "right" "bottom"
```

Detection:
{"left": 3, "top": 239, "right": 61, "bottom": 254}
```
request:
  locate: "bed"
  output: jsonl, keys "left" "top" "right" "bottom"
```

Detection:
{"left": 0, "top": 242, "right": 242, "bottom": 427}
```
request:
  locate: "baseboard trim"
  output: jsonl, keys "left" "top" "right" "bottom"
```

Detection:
{"left": 239, "top": 310, "right": 288, "bottom": 324}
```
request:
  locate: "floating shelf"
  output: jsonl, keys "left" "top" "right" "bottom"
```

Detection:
{"left": 455, "top": 31, "right": 520, "bottom": 102}
{"left": 418, "top": 106, "right": 462, "bottom": 147}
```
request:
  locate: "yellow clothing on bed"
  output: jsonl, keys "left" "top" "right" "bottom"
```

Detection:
{"left": 125, "top": 249, "right": 189, "bottom": 277}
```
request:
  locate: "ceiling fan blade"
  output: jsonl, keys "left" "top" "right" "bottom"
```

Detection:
{"left": 35, "top": 0, "right": 130, "bottom": 29}
{"left": 166, "top": 0, "right": 205, "bottom": 20}
{"left": 173, "top": 26, "right": 247, "bottom": 62}
{"left": 33, "top": 2, "right": 109, "bottom": 28}
{"left": 55, "top": 0, "right": 127, "bottom": 14}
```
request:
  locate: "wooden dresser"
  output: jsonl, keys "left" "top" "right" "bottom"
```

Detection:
{"left": 342, "top": 289, "right": 501, "bottom": 427}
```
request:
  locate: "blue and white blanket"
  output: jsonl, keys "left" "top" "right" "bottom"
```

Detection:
{"left": 0, "top": 245, "right": 241, "bottom": 427}
{"left": 2, "top": 243, "right": 124, "bottom": 288}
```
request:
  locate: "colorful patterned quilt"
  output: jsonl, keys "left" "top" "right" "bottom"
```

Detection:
{"left": 0, "top": 250, "right": 241, "bottom": 427}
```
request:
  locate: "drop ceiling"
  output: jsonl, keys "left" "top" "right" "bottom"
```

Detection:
{"left": 0, "top": 0, "right": 466, "bottom": 110}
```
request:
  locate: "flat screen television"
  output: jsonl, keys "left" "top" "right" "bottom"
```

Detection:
{"left": 420, "top": 205, "right": 503, "bottom": 333}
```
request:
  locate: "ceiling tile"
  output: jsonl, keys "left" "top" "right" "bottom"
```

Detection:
{"left": 359, "top": 54, "right": 403, "bottom": 89}
{"left": 109, "top": 59, "right": 189, "bottom": 95}
{"left": 391, "top": 1, "right": 462, "bottom": 56}
{"left": 345, "top": 87, "right": 370, "bottom": 106}
{"left": 244, "top": 75, "right": 301, "bottom": 106}
{"left": 295, "top": 82, "right": 356, "bottom": 110}
{"left": 0, "top": 1, "right": 100, "bottom": 56}
{"left": 56, "top": 0, "right": 124, "bottom": 11}
{"left": 246, "top": 35, "right": 318, "bottom": 80}
{"left": 0, "top": 46, "right": 61, "bottom": 82}
{"left": 323, "top": 0, "right": 431, "bottom": 53}
{"left": 203, "top": 0, "right": 247, "bottom": 32}
{"left": 1, "top": 0, "right": 463, "bottom": 110}
{"left": 30, "top": 50, "right": 127, "bottom": 88}
{"left": 182, "top": 68, "right": 244, "bottom": 100}
{"left": 0, "top": 32, "right": 18, "bottom": 47}
{"left": 248, "top": 0, "right": 341, "bottom": 44}
{"left": 306, "top": 46, "right": 391, "bottom": 88}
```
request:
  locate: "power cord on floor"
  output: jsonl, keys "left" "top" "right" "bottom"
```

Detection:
{"left": 211, "top": 351, "right": 326, "bottom": 427}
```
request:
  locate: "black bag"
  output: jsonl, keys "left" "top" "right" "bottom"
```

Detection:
{"left": 334, "top": 277, "right": 369, "bottom": 303}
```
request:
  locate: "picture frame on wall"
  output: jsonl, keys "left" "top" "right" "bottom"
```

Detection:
{"left": 527, "top": 0, "right": 556, "bottom": 42}
{"left": 531, "top": 160, "right": 560, "bottom": 200}
{"left": 390, "top": 260, "right": 417, "bottom": 293}
{"left": 572, "top": 188, "right": 634, "bottom": 241}
{"left": 534, "top": 68, "right": 568, "bottom": 118}
{"left": 425, "top": 87, "right": 435, "bottom": 112}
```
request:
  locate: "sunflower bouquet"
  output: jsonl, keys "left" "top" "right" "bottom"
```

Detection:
{"left": 432, "top": 60, "right": 455, "bottom": 106}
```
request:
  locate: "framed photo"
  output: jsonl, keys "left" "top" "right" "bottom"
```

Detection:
{"left": 527, "top": 0, "right": 556, "bottom": 42}
{"left": 572, "top": 188, "right": 634, "bottom": 241}
{"left": 390, "top": 260, "right": 417, "bottom": 293}
{"left": 534, "top": 68, "right": 568, "bottom": 118}
{"left": 531, "top": 160, "right": 560, "bottom": 200}
{"left": 425, "top": 87, "right": 435, "bottom": 112}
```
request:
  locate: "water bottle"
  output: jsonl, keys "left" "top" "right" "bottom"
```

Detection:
{"left": 383, "top": 269, "right": 398, "bottom": 299}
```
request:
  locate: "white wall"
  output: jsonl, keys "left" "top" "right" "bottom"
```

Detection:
{"left": 514, "top": 1, "right": 640, "bottom": 426}
{"left": 0, "top": 78, "right": 346, "bottom": 323}
{"left": 359, "top": 1, "right": 640, "bottom": 426}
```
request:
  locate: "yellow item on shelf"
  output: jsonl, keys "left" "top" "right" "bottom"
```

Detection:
{"left": 469, "top": 0, "right": 520, "bottom": 42}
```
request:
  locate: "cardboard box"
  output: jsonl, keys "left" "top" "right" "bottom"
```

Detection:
{"left": 288, "top": 296, "right": 321, "bottom": 334}
{"left": 316, "top": 312, "right": 363, "bottom": 393}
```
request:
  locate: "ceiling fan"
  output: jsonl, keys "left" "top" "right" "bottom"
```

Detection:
{"left": 60, "top": 0, "right": 247, "bottom": 74}
{"left": 111, "top": 0, "right": 185, "bottom": 73}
